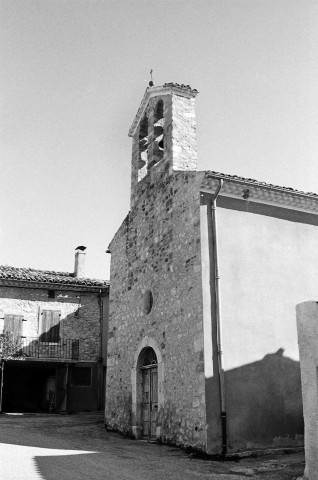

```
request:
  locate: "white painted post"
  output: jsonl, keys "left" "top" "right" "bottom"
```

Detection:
{"left": 296, "top": 301, "right": 318, "bottom": 480}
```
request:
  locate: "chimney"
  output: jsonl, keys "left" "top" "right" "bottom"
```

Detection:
{"left": 74, "top": 246, "right": 86, "bottom": 278}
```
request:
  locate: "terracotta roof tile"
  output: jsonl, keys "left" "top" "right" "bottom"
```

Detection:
{"left": 163, "top": 82, "right": 198, "bottom": 93}
{"left": 0, "top": 265, "right": 109, "bottom": 288}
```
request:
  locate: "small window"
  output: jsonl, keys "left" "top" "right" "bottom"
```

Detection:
{"left": 48, "top": 290, "right": 55, "bottom": 299}
{"left": 144, "top": 290, "right": 153, "bottom": 315}
{"left": 71, "top": 367, "right": 92, "bottom": 387}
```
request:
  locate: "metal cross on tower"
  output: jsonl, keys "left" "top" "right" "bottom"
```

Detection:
{"left": 149, "top": 69, "right": 154, "bottom": 87}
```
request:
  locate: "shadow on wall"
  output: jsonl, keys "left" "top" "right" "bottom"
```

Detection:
{"left": 21, "top": 308, "right": 85, "bottom": 361}
{"left": 206, "top": 349, "right": 304, "bottom": 453}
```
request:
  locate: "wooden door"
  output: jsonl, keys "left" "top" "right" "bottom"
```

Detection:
{"left": 55, "top": 366, "right": 68, "bottom": 412}
{"left": 150, "top": 367, "right": 158, "bottom": 438}
{"left": 142, "top": 366, "right": 158, "bottom": 439}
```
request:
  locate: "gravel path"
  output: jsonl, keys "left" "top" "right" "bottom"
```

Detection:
{"left": 0, "top": 413, "right": 305, "bottom": 480}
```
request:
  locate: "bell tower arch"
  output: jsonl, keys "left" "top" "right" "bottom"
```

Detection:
{"left": 128, "top": 83, "right": 198, "bottom": 208}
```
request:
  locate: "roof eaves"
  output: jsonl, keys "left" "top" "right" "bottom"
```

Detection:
{"left": 204, "top": 171, "right": 318, "bottom": 199}
{"left": 201, "top": 171, "right": 318, "bottom": 214}
{"left": 0, "top": 277, "right": 109, "bottom": 292}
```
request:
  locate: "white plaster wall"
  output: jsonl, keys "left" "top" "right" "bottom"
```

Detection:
{"left": 217, "top": 207, "right": 318, "bottom": 370}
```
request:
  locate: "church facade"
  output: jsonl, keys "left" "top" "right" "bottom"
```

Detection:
{"left": 105, "top": 83, "right": 318, "bottom": 453}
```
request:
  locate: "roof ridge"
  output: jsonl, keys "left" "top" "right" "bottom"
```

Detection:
{"left": 0, "top": 265, "right": 71, "bottom": 276}
{"left": 163, "top": 82, "right": 198, "bottom": 93}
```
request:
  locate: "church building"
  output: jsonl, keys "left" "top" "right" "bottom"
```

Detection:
{"left": 105, "top": 83, "right": 318, "bottom": 453}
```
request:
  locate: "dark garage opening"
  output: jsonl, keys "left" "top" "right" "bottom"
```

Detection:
{"left": 1, "top": 362, "right": 56, "bottom": 413}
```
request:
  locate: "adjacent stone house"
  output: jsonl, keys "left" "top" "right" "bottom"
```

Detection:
{"left": 0, "top": 247, "right": 109, "bottom": 413}
{"left": 105, "top": 83, "right": 318, "bottom": 454}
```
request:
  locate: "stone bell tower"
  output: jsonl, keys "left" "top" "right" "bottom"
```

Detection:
{"left": 128, "top": 83, "right": 198, "bottom": 208}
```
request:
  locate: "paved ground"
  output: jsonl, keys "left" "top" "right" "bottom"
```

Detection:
{"left": 0, "top": 412, "right": 305, "bottom": 480}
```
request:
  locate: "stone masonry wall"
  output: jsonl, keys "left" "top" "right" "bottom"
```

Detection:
{"left": 0, "top": 286, "right": 102, "bottom": 361}
{"left": 106, "top": 160, "right": 207, "bottom": 449}
{"left": 171, "top": 95, "right": 197, "bottom": 172}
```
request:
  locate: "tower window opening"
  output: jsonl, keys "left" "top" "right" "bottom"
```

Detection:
{"left": 138, "top": 115, "right": 148, "bottom": 182}
{"left": 153, "top": 100, "right": 164, "bottom": 165}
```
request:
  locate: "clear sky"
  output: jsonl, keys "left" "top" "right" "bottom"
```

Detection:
{"left": 1, "top": 0, "right": 318, "bottom": 280}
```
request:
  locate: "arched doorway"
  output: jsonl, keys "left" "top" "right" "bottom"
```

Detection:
{"left": 131, "top": 337, "right": 164, "bottom": 440}
{"left": 139, "top": 347, "right": 158, "bottom": 439}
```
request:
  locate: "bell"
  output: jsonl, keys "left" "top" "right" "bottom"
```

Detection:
{"left": 154, "top": 125, "right": 163, "bottom": 137}
{"left": 154, "top": 118, "right": 164, "bottom": 128}
{"left": 139, "top": 137, "right": 148, "bottom": 150}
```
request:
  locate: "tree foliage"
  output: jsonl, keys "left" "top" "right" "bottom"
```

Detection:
{"left": 0, "top": 331, "right": 24, "bottom": 360}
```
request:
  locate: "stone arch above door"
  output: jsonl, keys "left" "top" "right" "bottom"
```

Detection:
{"left": 131, "top": 336, "right": 164, "bottom": 439}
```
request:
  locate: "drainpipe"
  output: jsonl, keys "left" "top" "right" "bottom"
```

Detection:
{"left": 211, "top": 179, "right": 227, "bottom": 456}
{"left": 98, "top": 290, "right": 104, "bottom": 410}
{"left": 98, "top": 290, "right": 103, "bottom": 361}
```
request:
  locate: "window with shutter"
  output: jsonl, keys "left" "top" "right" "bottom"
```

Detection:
{"left": 3, "top": 315, "right": 23, "bottom": 337}
{"left": 40, "top": 310, "right": 61, "bottom": 343}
